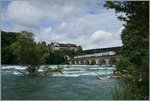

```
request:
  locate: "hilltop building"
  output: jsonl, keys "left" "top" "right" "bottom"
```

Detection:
{"left": 50, "top": 42, "right": 82, "bottom": 51}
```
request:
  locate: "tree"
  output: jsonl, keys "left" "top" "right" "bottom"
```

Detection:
{"left": 78, "top": 45, "right": 83, "bottom": 51}
{"left": 104, "top": 1, "right": 149, "bottom": 100}
{"left": 11, "top": 31, "right": 43, "bottom": 75}
{"left": 37, "top": 41, "right": 49, "bottom": 64}
{"left": 1, "top": 31, "right": 19, "bottom": 64}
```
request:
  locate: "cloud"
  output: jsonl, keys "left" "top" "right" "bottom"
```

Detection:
{"left": 90, "top": 30, "right": 112, "bottom": 43}
{"left": 35, "top": 27, "right": 66, "bottom": 43}
{"left": 6, "top": 1, "right": 86, "bottom": 28}
{"left": 2, "top": 0, "right": 124, "bottom": 50}
{"left": 40, "top": 27, "right": 52, "bottom": 34}
{"left": 34, "top": 27, "right": 52, "bottom": 42}
{"left": 56, "top": 9, "right": 123, "bottom": 38}
{"left": 59, "top": 22, "right": 68, "bottom": 31}
{"left": 56, "top": 29, "right": 122, "bottom": 50}
{"left": 7, "top": 1, "right": 44, "bottom": 27}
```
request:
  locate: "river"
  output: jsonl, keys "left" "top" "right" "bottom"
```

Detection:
{"left": 1, "top": 65, "right": 120, "bottom": 100}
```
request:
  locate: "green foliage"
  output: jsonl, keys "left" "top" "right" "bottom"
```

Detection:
{"left": 12, "top": 31, "right": 43, "bottom": 66}
{"left": 2, "top": 30, "right": 85, "bottom": 65}
{"left": 46, "top": 51, "right": 65, "bottom": 64}
{"left": 77, "top": 45, "right": 83, "bottom": 51}
{"left": 37, "top": 41, "right": 50, "bottom": 64}
{"left": 109, "top": 59, "right": 117, "bottom": 66}
{"left": 10, "top": 31, "right": 45, "bottom": 74}
{"left": 104, "top": 1, "right": 149, "bottom": 100}
{"left": 112, "top": 81, "right": 149, "bottom": 100}
{"left": 1, "top": 31, "right": 19, "bottom": 64}
{"left": 115, "top": 58, "right": 131, "bottom": 72}
{"left": 45, "top": 49, "right": 85, "bottom": 64}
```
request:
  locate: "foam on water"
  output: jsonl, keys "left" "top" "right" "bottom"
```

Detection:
{"left": 1, "top": 65, "right": 116, "bottom": 79}
{"left": 64, "top": 69, "right": 83, "bottom": 74}
{"left": 1, "top": 66, "right": 16, "bottom": 69}
{"left": 13, "top": 71, "right": 22, "bottom": 75}
{"left": 98, "top": 75, "right": 111, "bottom": 80}
{"left": 60, "top": 74, "right": 80, "bottom": 77}
{"left": 1, "top": 65, "right": 26, "bottom": 70}
{"left": 14, "top": 66, "right": 26, "bottom": 70}
{"left": 38, "top": 68, "right": 44, "bottom": 72}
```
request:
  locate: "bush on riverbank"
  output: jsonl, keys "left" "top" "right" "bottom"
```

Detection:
{"left": 112, "top": 79, "right": 149, "bottom": 100}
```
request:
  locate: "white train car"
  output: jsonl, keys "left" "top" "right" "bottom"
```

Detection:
{"left": 108, "top": 51, "right": 116, "bottom": 55}
{"left": 74, "top": 51, "right": 116, "bottom": 59}
{"left": 102, "top": 52, "right": 109, "bottom": 56}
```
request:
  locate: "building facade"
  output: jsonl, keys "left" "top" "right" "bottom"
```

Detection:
{"left": 50, "top": 42, "right": 81, "bottom": 51}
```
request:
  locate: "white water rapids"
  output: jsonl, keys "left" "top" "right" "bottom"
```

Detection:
{"left": 1, "top": 65, "right": 116, "bottom": 79}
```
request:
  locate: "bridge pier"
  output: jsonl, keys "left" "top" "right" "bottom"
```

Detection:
{"left": 74, "top": 61, "right": 77, "bottom": 65}
{"left": 83, "top": 60, "right": 85, "bottom": 65}
{"left": 95, "top": 59, "right": 100, "bottom": 65}
{"left": 69, "top": 61, "right": 73, "bottom": 65}
{"left": 104, "top": 59, "right": 110, "bottom": 66}
{"left": 89, "top": 60, "right": 92, "bottom": 65}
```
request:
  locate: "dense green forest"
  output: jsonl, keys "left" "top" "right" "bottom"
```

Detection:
{"left": 105, "top": 1, "right": 149, "bottom": 100}
{"left": 1, "top": 31, "right": 19, "bottom": 64}
{"left": 1, "top": 30, "right": 85, "bottom": 65}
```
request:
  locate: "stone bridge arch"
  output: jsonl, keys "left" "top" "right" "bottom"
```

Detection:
{"left": 91, "top": 59, "right": 96, "bottom": 65}
{"left": 98, "top": 59, "right": 102, "bottom": 65}
{"left": 79, "top": 60, "right": 84, "bottom": 65}
{"left": 85, "top": 60, "right": 90, "bottom": 65}
{"left": 76, "top": 60, "right": 80, "bottom": 64}
{"left": 100, "top": 60, "right": 107, "bottom": 66}
{"left": 70, "top": 60, "right": 75, "bottom": 64}
{"left": 70, "top": 55, "right": 120, "bottom": 66}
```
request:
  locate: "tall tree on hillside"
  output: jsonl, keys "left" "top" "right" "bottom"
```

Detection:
{"left": 104, "top": 1, "right": 149, "bottom": 100}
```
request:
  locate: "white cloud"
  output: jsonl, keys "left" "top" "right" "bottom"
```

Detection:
{"left": 40, "top": 27, "right": 52, "bottom": 34}
{"left": 68, "top": 29, "right": 123, "bottom": 49}
{"left": 2, "top": 0, "right": 124, "bottom": 50}
{"left": 51, "top": 33, "right": 66, "bottom": 41}
{"left": 7, "top": 1, "right": 44, "bottom": 27}
{"left": 35, "top": 27, "right": 66, "bottom": 43}
{"left": 59, "top": 22, "right": 68, "bottom": 31}
{"left": 35, "top": 27, "right": 52, "bottom": 42}
{"left": 2, "top": 24, "right": 28, "bottom": 32}
{"left": 6, "top": 1, "right": 85, "bottom": 28}
{"left": 56, "top": 9, "right": 123, "bottom": 38}
{"left": 90, "top": 30, "right": 112, "bottom": 43}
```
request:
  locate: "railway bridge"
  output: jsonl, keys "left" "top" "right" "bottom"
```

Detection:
{"left": 69, "top": 51, "right": 120, "bottom": 66}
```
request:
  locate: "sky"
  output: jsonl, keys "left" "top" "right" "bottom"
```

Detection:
{"left": 1, "top": 0, "right": 124, "bottom": 50}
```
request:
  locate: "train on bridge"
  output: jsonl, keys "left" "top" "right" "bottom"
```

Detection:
{"left": 67, "top": 51, "right": 119, "bottom": 66}
{"left": 74, "top": 51, "right": 116, "bottom": 59}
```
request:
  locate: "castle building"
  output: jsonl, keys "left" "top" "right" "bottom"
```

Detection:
{"left": 50, "top": 42, "right": 82, "bottom": 51}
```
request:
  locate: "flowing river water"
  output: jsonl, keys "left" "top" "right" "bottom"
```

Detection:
{"left": 1, "top": 65, "right": 120, "bottom": 100}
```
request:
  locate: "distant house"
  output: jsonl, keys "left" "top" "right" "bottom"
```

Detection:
{"left": 50, "top": 42, "right": 82, "bottom": 51}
